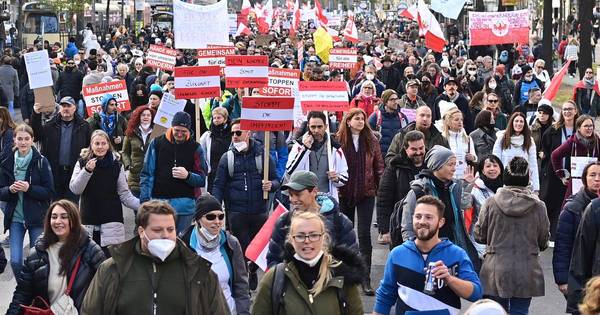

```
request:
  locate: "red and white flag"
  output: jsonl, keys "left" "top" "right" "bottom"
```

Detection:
{"left": 286, "top": 0, "right": 294, "bottom": 12}
{"left": 297, "top": 40, "right": 304, "bottom": 65}
{"left": 290, "top": 0, "right": 301, "bottom": 37}
{"left": 543, "top": 60, "right": 571, "bottom": 102}
{"left": 400, "top": 4, "right": 418, "bottom": 21}
{"left": 245, "top": 203, "right": 289, "bottom": 271}
{"left": 240, "top": 0, "right": 252, "bottom": 23}
{"left": 468, "top": 10, "right": 530, "bottom": 46}
{"left": 417, "top": 0, "right": 446, "bottom": 53}
{"left": 240, "top": 96, "right": 294, "bottom": 131}
{"left": 255, "top": 0, "right": 273, "bottom": 34}
{"left": 236, "top": 22, "right": 252, "bottom": 36}
{"left": 314, "top": 0, "right": 329, "bottom": 27}
{"left": 342, "top": 10, "right": 358, "bottom": 43}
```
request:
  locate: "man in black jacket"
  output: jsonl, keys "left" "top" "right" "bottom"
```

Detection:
{"left": 376, "top": 130, "right": 426, "bottom": 247}
{"left": 55, "top": 59, "right": 84, "bottom": 102}
{"left": 31, "top": 96, "right": 91, "bottom": 201}
{"left": 432, "top": 77, "right": 474, "bottom": 133}
{"left": 377, "top": 56, "right": 402, "bottom": 93}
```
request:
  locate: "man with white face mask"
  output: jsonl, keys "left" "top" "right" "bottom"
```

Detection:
{"left": 212, "top": 118, "right": 280, "bottom": 290}
{"left": 82, "top": 200, "right": 230, "bottom": 314}
{"left": 351, "top": 64, "right": 386, "bottom": 98}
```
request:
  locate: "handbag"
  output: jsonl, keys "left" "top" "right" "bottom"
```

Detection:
{"left": 20, "top": 255, "right": 82, "bottom": 315}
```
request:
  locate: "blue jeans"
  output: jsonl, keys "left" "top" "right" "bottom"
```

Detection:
{"left": 9, "top": 222, "right": 43, "bottom": 277}
{"left": 7, "top": 100, "right": 14, "bottom": 116}
{"left": 176, "top": 213, "right": 194, "bottom": 234}
{"left": 490, "top": 296, "right": 532, "bottom": 315}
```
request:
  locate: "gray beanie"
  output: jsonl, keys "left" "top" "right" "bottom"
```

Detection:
{"left": 425, "top": 145, "right": 456, "bottom": 171}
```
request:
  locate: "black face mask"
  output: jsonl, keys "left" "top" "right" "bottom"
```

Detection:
{"left": 406, "top": 74, "right": 415, "bottom": 80}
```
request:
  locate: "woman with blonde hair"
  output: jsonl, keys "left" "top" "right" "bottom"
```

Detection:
{"left": 69, "top": 130, "right": 139, "bottom": 256}
{"left": 252, "top": 211, "right": 364, "bottom": 314}
{"left": 442, "top": 107, "right": 477, "bottom": 179}
{"left": 199, "top": 106, "right": 231, "bottom": 193}
{"left": 579, "top": 276, "right": 600, "bottom": 315}
{"left": 350, "top": 80, "right": 380, "bottom": 118}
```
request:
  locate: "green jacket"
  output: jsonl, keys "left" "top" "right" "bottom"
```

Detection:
{"left": 251, "top": 246, "right": 364, "bottom": 315}
{"left": 86, "top": 112, "right": 128, "bottom": 151}
{"left": 121, "top": 128, "right": 150, "bottom": 194}
{"left": 81, "top": 236, "right": 230, "bottom": 315}
{"left": 202, "top": 90, "right": 234, "bottom": 128}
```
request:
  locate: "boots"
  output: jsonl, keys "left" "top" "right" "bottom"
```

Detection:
{"left": 361, "top": 251, "right": 374, "bottom": 296}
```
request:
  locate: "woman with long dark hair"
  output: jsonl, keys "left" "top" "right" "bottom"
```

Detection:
{"left": 492, "top": 111, "right": 539, "bottom": 192}
{"left": 129, "top": 83, "right": 149, "bottom": 111}
{"left": 122, "top": 105, "right": 156, "bottom": 198}
{"left": 336, "top": 107, "right": 384, "bottom": 295}
{"left": 6, "top": 200, "right": 105, "bottom": 314}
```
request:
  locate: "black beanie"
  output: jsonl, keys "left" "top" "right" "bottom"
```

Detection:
{"left": 194, "top": 194, "right": 223, "bottom": 221}
{"left": 503, "top": 157, "right": 530, "bottom": 187}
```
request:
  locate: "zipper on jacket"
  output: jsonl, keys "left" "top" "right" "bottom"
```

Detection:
{"left": 152, "top": 262, "right": 158, "bottom": 315}
{"left": 244, "top": 172, "right": 248, "bottom": 191}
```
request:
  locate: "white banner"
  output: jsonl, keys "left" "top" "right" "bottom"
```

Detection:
{"left": 24, "top": 50, "right": 53, "bottom": 89}
{"left": 173, "top": 0, "right": 229, "bottom": 49}
{"left": 174, "top": 76, "right": 221, "bottom": 89}
{"left": 224, "top": 66, "right": 269, "bottom": 78}
{"left": 299, "top": 90, "right": 349, "bottom": 101}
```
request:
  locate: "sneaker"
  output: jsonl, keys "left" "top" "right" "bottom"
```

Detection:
{"left": 548, "top": 241, "right": 555, "bottom": 248}
{"left": 249, "top": 270, "right": 258, "bottom": 291}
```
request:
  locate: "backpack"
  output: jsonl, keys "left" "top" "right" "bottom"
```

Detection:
{"left": 271, "top": 262, "right": 348, "bottom": 314}
{"left": 389, "top": 183, "right": 428, "bottom": 248}
{"left": 226, "top": 150, "right": 262, "bottom": 178}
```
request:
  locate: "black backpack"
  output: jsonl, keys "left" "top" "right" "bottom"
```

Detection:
{"left": 389, "top": 184, "right": 427, "bottom": 248}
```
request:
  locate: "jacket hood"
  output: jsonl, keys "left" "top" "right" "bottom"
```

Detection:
{"left": 282, "top": 242, "right": 366, "bottom": 285}
{"left": 564, "top": 188, "right": 596, "bottom": 215}
{"left": 493, "top": 186, "right": 539, "bottom": 217}
{"left": 404, "top": 238, "right": 453, "bottom": 255}
{"left": 316, "top": 193, "right": 339, "bottom": 214}
{"left": 101, "top": 93, "right": 117, "bottom": 113}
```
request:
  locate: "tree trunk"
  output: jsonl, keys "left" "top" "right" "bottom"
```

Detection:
{"left": 542, "top": 0, "right": 554, "bottom": 76}
{"left": 578, "top": 0, "right": 593, "bottom": 79}
{"left": 105, "top": 0, "right": 111, "bottom": 35}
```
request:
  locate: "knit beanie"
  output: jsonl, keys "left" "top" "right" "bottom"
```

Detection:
{"left": 503, "top": 156, "right": 530, "bottom": 187}
{"left": 425, "top": 145, "right": 456, "bottom": 171}
{"left": 172, "top": 111, "right": 192, "bottom": 130}
{"left": 194, "top": 194, "right": 223, "bottom": 221}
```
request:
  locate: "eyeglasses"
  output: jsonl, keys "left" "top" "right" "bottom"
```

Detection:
{"left": 292, "top": 233, "right": 323, "bottom": 243}
{"left": 231, "top": 131, "right": 243, "bottom": 136}
{"left": 204, "top": 213, "right": 225, "bottom": 221}
{"left": 562, "top": 108, "right": 575, "bottom": 112}
{"left": 487, "top": 99, "right": 499, "bottom": 103}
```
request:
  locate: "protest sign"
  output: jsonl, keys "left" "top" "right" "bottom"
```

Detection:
{"left": 224, "top": 55, "right": 269, "bottom": 88}
{"left": 430, "top": 0, "right": 466, "bottom": 20}
{"left": 173, "top": 0, "right": 229, "bottom": 49}
{"left": 82, "top": 80, "right": 131, "bottom": 116}
{"left": 468, "top": 10, "right": 529, "bottom": 46}
{"left": 146, "top": 45, "right": 178, "bottom": 71}
{"left": 240, "top": 96, "right": 294, "bottom": 131}
{"left": 196, "top": 47, "right": 236, "bottom": 67}
{"left": 259, "top": 68, "right": 303, "bottom": 127}
{"left": 299, "top": 81, "right": 349, "bottom": 112}
{"left": 388, "top": 38, "right": 405, "bottom": 50}
{"left": 328, "top": 48, "right": 358, "bottom": 69}
{"left": 24, "top": 50, "right": 53, "bottom": 89}
{"left": 33, "top": 87, "right": 55, "bottom": 113}
{"left": 173, "top": 66, "right": 221, "bottom": 99}
{"left": 358, "top": 31, "right": 373, "bottom": 42}
{"left": 153, "top": 92, "right": 188, "bottom": 128}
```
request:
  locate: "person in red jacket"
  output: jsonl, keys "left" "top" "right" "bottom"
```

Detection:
{"left": 350, "top": 80, "right": 381, "bottom": 118}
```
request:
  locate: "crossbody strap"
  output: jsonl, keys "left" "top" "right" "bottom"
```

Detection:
{"left": 65, "top": 255, "right": 82, "bottom": 296}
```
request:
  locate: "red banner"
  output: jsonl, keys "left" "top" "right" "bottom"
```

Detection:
{"left": 240, "top": 96, "right": 294, "bottom": 131}
{"left": 299, "top": 81, "right": 349, "bottom": 112}
{"left": 468, "top": 10, "right": 529, "bottom": 46}
{"left": 173, "top": 66, "right": 221, "bottom": 99}
{"left": 224, "top": 55, "right": 269, "bottom": 88}
{"left": 82, "top": 80, "right": 130, "bottom": 116}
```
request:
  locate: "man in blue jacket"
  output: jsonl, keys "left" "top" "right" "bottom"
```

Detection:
{"left": 374, "top": 195, "right": 482, "bottom": 315}
{"left": 140, "top": 111, "right": 207, "bottom": 233}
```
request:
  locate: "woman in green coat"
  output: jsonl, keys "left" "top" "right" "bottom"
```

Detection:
{"left": 121, "top": 106, "right": 155, "bottom": 198}
{"left": 252, "top": 211, "right": 364, "bottom": 315}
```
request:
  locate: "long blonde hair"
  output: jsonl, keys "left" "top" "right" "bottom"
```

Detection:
{"left": 288, "top": 211, "right": 341, "bottom": 296}
{"left": 442, "top": 107, "right": 469, "bottom": 144}
{"left": 580, "top": 276, "right": 600, "bottom": 315}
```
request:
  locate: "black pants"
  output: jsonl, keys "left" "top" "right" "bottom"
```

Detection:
{"left": 568, "top": 60, "right": 577, "bottom": 76}
{"left": 341, "top": 197, "right": 375, "bottom": 280}
{"left": 228, "top": 212, "right": 268, "bottom": 254}
{"left": 54, "top": 167, "right": 78, "bottom": 203}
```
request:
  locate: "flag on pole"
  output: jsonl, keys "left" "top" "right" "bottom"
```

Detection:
{"left": 297, "top": 40, "right": 304, "bottom": 65}
{"left": 314, "top": 0, "right": 329, "bottom": 27}
{"left": 236, "top": 22, "right": 252, "bottom": 36}
{"left": 240, "top": 0, "right": 252, "bottom": 23}
{"left": 342, "top": 10, "right": 358, "bottom": 43}
{"left": 290, "top": 0, "right": 301, "bottom": 37}
{"left": 313, "top": 26, "right": 333, "bottom": 63}
{"left": 417, "top": 0, "right": 446, "bottom": 52}
{"left": 542, "top": 60, "right": 571, "bottom": 102}
{"left": 400, "top": 4, "right": 418, "bottom": 21}
{"left": 255, "top": 0, "right": 273, "bottom": 34}
{"left": 286, "top": 0, "right": 294, "bottom": 12}
{"left": 430, "top": 0, "right": 466, "bottom": 20}
{"left": 245, "top": 202, "right": 289, "bottom": 271}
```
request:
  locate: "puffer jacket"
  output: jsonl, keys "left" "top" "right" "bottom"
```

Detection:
{"left": 266, "top": 194, "right": 359, "bottom": 268}
{"left": 121, "top": 127, "right": 151, "bottom": 195}
{"left": 0, "top": 148, "right": 55, "bottom": 233}
{"left": 55, "top": 68, "right": 84, "bottom": 101}
{"left": 180, "top": 227, "right": 250, "bottom": 315}
{"left": 6, "top": 232, "right": 105, "bottom": 314}
{"left": 253, "top": 244, "right": 365, "bottom": 315}
{"left": 474, "top": 186, "right": 550, "bottom": 298}
{"left": 553, "top": 188, "right": 595, "bottom": 287}
{"left": 469, "top": 127, "right": 497, "bottom": 161}
{"left": 376, "top": 150, "right": 425, "bottom": 234}
{"left": 368, "top": 108, "right": 409, "bottom": 158}
{"left": 212, "top": 139, "right": 280, "bottom": 215}
{"left": 567, "top": 198, "right": 600, "bottom": 312}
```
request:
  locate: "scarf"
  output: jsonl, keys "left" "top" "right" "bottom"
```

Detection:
{"left": 576, "top": 131, "right": 595, "bottom": 150}
{"left": 100, "top": 112, "right": 117, "bottom": 137}
{"left": 584, "top": 78, "right": 595, "bottom": 89}
{"left": 94, "top": 153, "right": 114, "bottom": 169}
{"left": 510, "top": 134, "right": 524, "bottom": 147}
{"left": 480, "top": 173, "right": 503, "bottom": 193}
{"left": 14, "top": 149, "right": 33, "bottom": 223}
{"left": 341, "top": 134, "right": 367, "bottom": 207}
{"left": 191, "top": 226, "right": 221, "bottom": 251}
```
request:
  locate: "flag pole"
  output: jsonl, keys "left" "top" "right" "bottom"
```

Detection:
{"left": 263, "top": 131, "right": 270, "bottom": 200}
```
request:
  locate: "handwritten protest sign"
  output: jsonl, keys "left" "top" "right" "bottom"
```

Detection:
{"left": 82, "top": 80, "right": 131, "bottom": 116}
{"left": 173, "top": 66, "right": 221, "bottom": 99}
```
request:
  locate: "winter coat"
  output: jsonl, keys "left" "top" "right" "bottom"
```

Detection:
{"left": 492, "top": 131, "right": 539, "bottom": 191}
{"left": 433, "top": 93, "right": 474, "bottom": 133}
{"left": 80, "top": 236, "right": 231, "bottom": 315}
{"left": 31, "top": 112, "right": 91, "bottom": 189}
{"left": 339, "top": 136, "right": 384, "bottom": 200}
{"left": 0, "top": 64, "right": 18, "bottom": 102}
{"left": 6, "top": 233, "right": 105, "bottom": 315}
{"left": 553, "top": 188, "right": 595, "bottom": 288}
{"left": 266, "top": 194, "right": 359, "bottom": 268}
{"left": 385, "top": 122, "right": 449, "bottom": 165}
{"left": 397, "top": 94, "right": 427, "bottom": 110}
{"left": 419, "top": 87, "right": 439, "bottom": 109}
{"left": 551, "top": 134, "right": 600, "bottom": 201}
{"left": 212, "top": 139, "right": 280, "bottom": 215}
{"left": 368, "top": 109, "right": 409, "bottom": 158}
{"left": 121, "top": 128, "right": 151, "bottom": 195}
{"left": 572, "top": 80, "right": 600, "bottom": 116}
{"left": 0, "top": 245, "right": 5, "bottom": 274}
{"left": 375, "top": 150, "right": 425, "bottom": 234}
{"left": 351, "top": 79, "right": 386, "bottom": 98}
{"left": 19, "top": 83, "right": 34, "bottom": 122}
{"left": 0, "top": 148, "right": 55, "bottom": 233}
{"left": 377, "top": 67, "right": 402, "bottom": 93}
{"left": 514, "top": 77, "right": 544, "bottom": 107}
{"left": 469, "top": 127, "right": 498, "bottom": 161}
{"left": 0, "top": 128, "right": 13, "bottom": 163}
{"left": 474, "top": 186, "right": 550, "bottom": 298}
{"left": 540, "top": 125, "right": 570, "bottom": 215}
{"left": 252, "top": 131, "right": 289, "bottom": 180}
{"left": 55, "top": 69, "right": 84, "bottom": 101}
{"left": 86, "top": 112, "right": 128, "bottom": 151}
{"left": 350, "top": 94, "right": 379, "bottom": 118}
{"left": 180, "top": 227, "right": 250, "bottom": 315}
{"left": 253, "top": 244, "right": 365, "bottom": 315}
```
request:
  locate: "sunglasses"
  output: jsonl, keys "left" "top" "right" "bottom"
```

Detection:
{"left": 468, "top": 68, "right": 477, "bottom": 71}
{"left": 231, "top": 130, "right": 243, "bottom": 136}
{"left": 204, "top": 213, "right": 225, "bottom": 221}
{"left": 487, "top": 99, "right": 499, "bottom": 103}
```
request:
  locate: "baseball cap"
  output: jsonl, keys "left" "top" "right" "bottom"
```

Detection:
{"left": 59, "top": 96, "right": 76, "bottom": 107}
{"left": 281, "top": 171, "right": 318, "bottom": 192}
{"left": 444, "top": 77, "right": 458, "bottom": 85}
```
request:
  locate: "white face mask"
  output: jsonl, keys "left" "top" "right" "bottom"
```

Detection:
{"left": 199, "top": 226, "right": 219, "bottom": 240}
{"left": 233, "top": 141, "right": 248, "bottom": 152}
{"left": 488, "top": 82, "right": 497, "bottom": 89}
{"left": 468, "top": 70, "right": 477, "bottom": 76}
{"left": 365, "top": 74, "right": 375, "bottom": 81}
{"left": 294, "top": 250, "right": 324, "bottom": 267}
{"left": 329, "top": 115, "right": 337, "bottom": 124}
{"left": 144, "top": 232, "right": 176, "bottom": 262}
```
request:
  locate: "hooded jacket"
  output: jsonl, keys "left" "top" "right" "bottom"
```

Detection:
{"left": 572, "top": 80, "right": 600, "bottom": 117}
{"left": 6, "top": 233, "right": 105, "bottom": 315}
{"left": 253, "top": 244, "right": 365, "bottom": 315}
{"left": 368, "top": 108, "right": 409, "bottom": 159}
{"left": 266, "top": 194, "right": 359, "bottom": 268}
{"left": 86, "top": 94, "right": 128, "bottom": 151}
{"left": 474, "top": 186, "right": 550, "bottom": 298}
